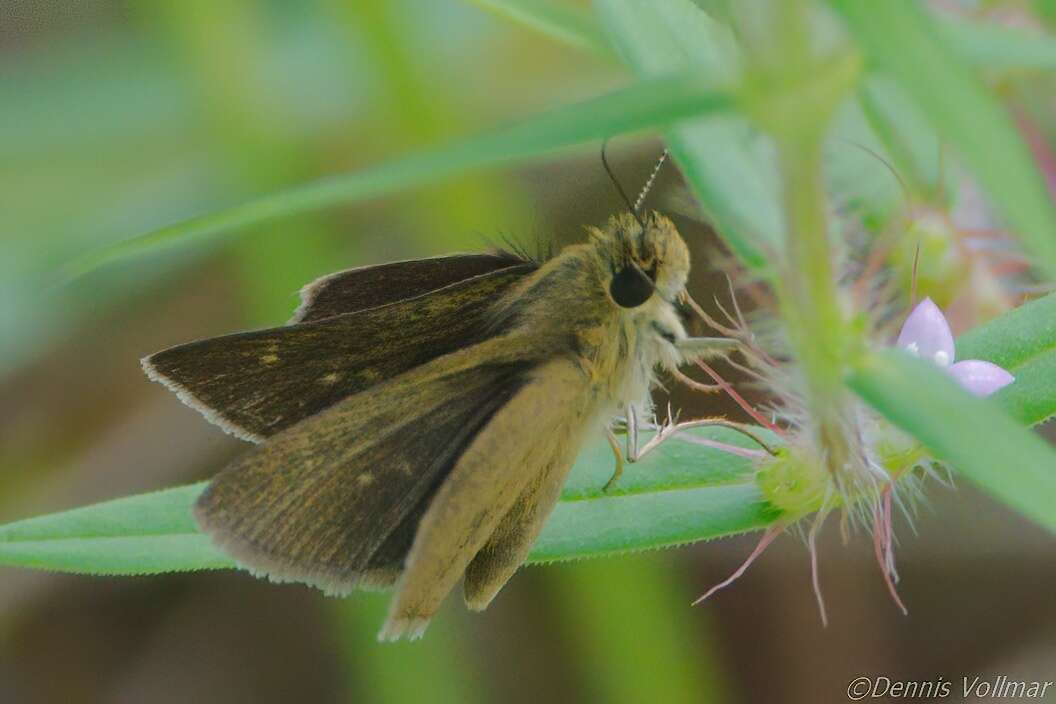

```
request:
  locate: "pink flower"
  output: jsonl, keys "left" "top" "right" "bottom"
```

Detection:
{"left": 896, "top": 298, "right": 1014, "bottom": 397}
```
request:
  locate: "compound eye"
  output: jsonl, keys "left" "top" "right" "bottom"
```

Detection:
{"left": 609, "top": 262, "right": 655, "bottom": 308}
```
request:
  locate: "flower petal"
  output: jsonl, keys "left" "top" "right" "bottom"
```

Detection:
{"left": 948, "top": 360, "right": 1015, "bottom": 397}
{"left": 896, "top": 297, "right": 955, "bottom": 367}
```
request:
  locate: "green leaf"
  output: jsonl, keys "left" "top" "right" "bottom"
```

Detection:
{"left": 825, "top": 95, "right": 909, "bottom": 224}
{"left": 532, "top": 483, "right": 774, "bottom": 562}
{"left": 847, "top": 349, "right": 1056, "bottom": 534}
{"left": 939, "top": 14, "right": 1056, "bottom": 72}
{"left": 956, "top": 291, "right": 1056, "bottom": 426}
{"left": 991, "top": 349, "right": 1056, "bottom": 427}
{"left": 596, "top": 0, "right": 778, "bottom": 270}
{"left": 856, "top": 75, "right": 949, "bottom": 197}
{"left": 468, "top": 0, "right": 613, "bottom": 56}
{"left": 956, "top": 291, "right": 1056, "bottom": 369}
{"left": 827, "top": 0, "right": 1056, "bottom": 280}
{"left": 853, "top": 15, "right": 1056, "bottom": 198}
{"left": 60, "top": 72, "right": 731, "bottom": 281}
{"left": 0, "top": 427, "right": 781, "bottom": 576}
{"left": 0, "top": 484, "right": 229, "bottom": 574}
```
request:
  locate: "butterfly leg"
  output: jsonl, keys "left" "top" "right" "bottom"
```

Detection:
{"left": 627, "top": 404, "right": 640, "bottom": 461}
{"left": 602, "top": 426, "right": 625, "bottom": 492}
{"left": 603, "top": 405, "right": 644, "bottom": 491}
{"left": 676, "top": 336, "right": 739, "bottom": 361}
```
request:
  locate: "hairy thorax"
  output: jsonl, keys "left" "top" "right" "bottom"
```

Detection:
{"left": 517, "top": 250, "right": 687, "bottom": 418}
{"left": 491, "top": 211, "right": 694, "bottom": 423}
{"left": 591, "top": 292, "right": 687, "bottom": 415}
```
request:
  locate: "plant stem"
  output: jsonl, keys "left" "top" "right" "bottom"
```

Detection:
{"left": 777, "top": 133, "right": 854, "bottom": 475}
{"left": 734, "top": 0, "right": 860, "bottom": 477}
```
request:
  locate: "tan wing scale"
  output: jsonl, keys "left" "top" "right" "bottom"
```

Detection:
{"left": 380, "top": 357, "right": 596, "bottom": 640}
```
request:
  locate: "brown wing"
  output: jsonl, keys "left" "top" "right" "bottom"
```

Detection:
{"left": 381, "top": 358, "right": 596, "bottom": 640}
{"left": 193, "top": 338, "right": 536, "bottom": 596}
{"left": 142, "top": 264, "right": 535, "bottom": 442}
{"left": 292, "top": 253, "right": 530, "bottom": 323}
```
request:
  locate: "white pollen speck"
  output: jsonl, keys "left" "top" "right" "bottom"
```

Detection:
{"left": 933, "top": 350, "right": 950, "bottom": 367}
{"left": 321, "top": 372, "right": 342, "bottom": 385}
{"left": 260, "top": 354, "right": 280, "bottom": 364}
{"left": 357, "top": 473, "right": 375, "bottom": 486}
{"left": 904, "top": 342, "right": 919, "bottom": 356}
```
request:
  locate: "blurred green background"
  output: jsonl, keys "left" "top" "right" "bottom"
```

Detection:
{"left": 2, "top": 1, "right": 1055, "bottom": 702}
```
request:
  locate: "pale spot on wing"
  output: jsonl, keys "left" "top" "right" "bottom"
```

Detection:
{"left": 260, "top": 354, "right": 280, "bottom": 364}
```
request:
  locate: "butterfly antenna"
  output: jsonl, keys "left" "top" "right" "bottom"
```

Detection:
{"left": 635, "top": 149, "right": 669, "bottom": 211}
{"left": 601, "top": 138, "right": 646, "bottom": 230}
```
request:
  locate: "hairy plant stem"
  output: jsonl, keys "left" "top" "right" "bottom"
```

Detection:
{"left": 776, "top": 134, "right": 856, "bottom": 476}
{"left": 732, "top": 0, "right": 861, "bottom": 480}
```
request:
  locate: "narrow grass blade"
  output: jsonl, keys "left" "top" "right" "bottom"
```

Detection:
{"left": 60, "top": 72, "right": 731, "bottom": 282}
{"left": 848, "top": 349, "right": 1056, "bottom": 534}
{"left": 856, "top": 75, "right": 949, "bottom": 198}
{"left": 956, "top": 291, "right": 1056, "bottom": 369}
{"left": 531, "top": 483, "right": 775, "bottom": 563}
{"left": 828, "top": 0, "right": 1056, "bottom": 279}
{"left": 596, "top": 0, "right": 777, "bottom": 270}
{"left": 0, "top": 427, "right": 781, "bottom": 576}
{"left": 334, "top": 596, "right": 482, "bottom": 702}
{"left": 939, "top": 14, "right": 1056, "bottom": 72}
{"left": 990, "top": 348, "right": 1056, "bottom": 426}
{"left": 550, "top": 554, "right": 730, "bottom": 704}
{"left": 0, "top": 484, "right": 228, "bottom": 574}
{"left": 468, "top": 0, "right": 613, "bottom": 56}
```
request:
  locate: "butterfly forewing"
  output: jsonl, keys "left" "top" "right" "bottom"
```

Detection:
{"left": 143, "top": 265, "right": 534, "bottom": 442}
{"left": 293, "top": 253, "right": 530, "bottom": 323}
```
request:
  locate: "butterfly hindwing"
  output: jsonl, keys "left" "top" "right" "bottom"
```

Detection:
{"left": 381, "top": 357, "right": 596, "bottom": 639}
{"left": 143, "top": 264, "right": 535, "bottom": 442}
{"left": 193, "top": 339, "right": 537, "bottom": 595}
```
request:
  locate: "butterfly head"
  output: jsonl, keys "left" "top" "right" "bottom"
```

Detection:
{"left": 594, "top": 211, "right": 690, "bottom": 309}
